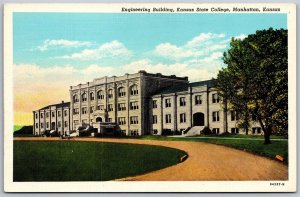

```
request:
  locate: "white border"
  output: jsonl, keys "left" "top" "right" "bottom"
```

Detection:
{"left": 4, "top": 3, "right": 297, "bottom": 192}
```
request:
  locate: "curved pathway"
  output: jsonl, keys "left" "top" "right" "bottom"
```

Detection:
{"left": 14, "top": 137, "right": 288, "bottom": 181}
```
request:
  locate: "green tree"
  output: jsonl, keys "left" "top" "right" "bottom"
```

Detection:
{"left": 216, "top": 28, "right": 288, "bottom": 144}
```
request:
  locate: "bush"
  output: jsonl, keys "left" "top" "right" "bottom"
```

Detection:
{"left": 200, "top": 127, "right": 213, "bottom": 135}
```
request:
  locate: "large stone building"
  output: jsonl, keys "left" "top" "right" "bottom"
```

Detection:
{"left": 33, "top": 71, "right": 262, "bottom": 136}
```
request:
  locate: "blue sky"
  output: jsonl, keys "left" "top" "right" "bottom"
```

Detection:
{"left": 13, "top": 12, "right": 287, "bottom": 125}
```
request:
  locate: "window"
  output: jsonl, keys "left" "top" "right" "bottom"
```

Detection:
{"left": 58, "top": 111, "right": 61, "bottom": 117}
{"left": 212, "top": 111, "right": 220, "bottom": 122}
{"left": 130, "top": 130, "right": 139, "bottom": 136}
{"left": 97, "top": 105, "right": 104, "bottom": 111}
{"left": 130, "top": 101, "right": 139, "bottom": 110}
{"left": 118, "top": 87, "right": 126, "bottom": 97}
{"left": 152, "top": 100, "right": 157, "bottom": 108}
{"left": 40, "top": 113, "right": 44, "bottom": 118}
{"left": 73, "top": 108, "right": 79, "bottom": 115}
{"left": 35, "top": 113, "right": 38, "bottom": 119}
{"left": 195, "top": 95, "right": 202, "bottom": 105}
{"left": 212, "top": 93, "right": 220, "bottom": 103}
{"left": 35, "top": 123, "right": 38, "bottom": 128}
{"left": 165, "top": 114, "right": 171, "bottom": 123}
{"left": 52, "top": 111, "right": 55, "bottom": 117}
{"left": 118, "top": 117, "right": 126, "bottom": 125}
{"left": 46, "top": 122, "right": 49, "bottom": 128}
{"left": 108, "top": 89, "right": 113, "bottom": 99}
{"left": 58, "top": 121, "right": 61, "bottom": 128}
{"left": 82, "top": 93, "right": 87, "bottom": 102}
{"left": 165, "top": 98, "right": 171, "bottom": 108}
{"left": 74, "top": 120, "right": 79, "bottom": 125}
{"left": 97, "top": 90, "right": 104, "bottom": 99}
{"left": 212, "top": 128, "right": 220, "bottom": 134}
{"left": 73, "top": 95, "right": 79, "bottom": 103}
{"left": 252, "top": 127, "right": 262, "bottom": 134}
{"left": 130, "top": 116, "right": 138, "bottom": 124}
{"left": 231, "top": 111, "right": 239, "bottom": 121}
{"left": 231, "top": 128, "right": 239, "bottom": 134}
{"left": 108, "top": 104, "right": 113, "bottom": 112}
{"left": 152, "top": 115, "right": 157, "bottom": 124}
{"left": 130, "top": 85, "right": 139, "bottom": 95}
{"left": 64, "top": 121, "right": 68, "bottom": 127}
{"left": 41, "top": 123, "right": 44, "bottom": 129}
{"left": 82, "top": 107, "right": 87, "bottom": 114}
{"left": 64, "top": 110, "right": 68, "bottom": 116}
{"left": 108, "top": 118, "right": 113, "bottom": 122}
{"left": 153, "top": 129, "right": 158, "bottom": 134}
{"left": 46, "top": 112, "right": 49, "bottom": 118}
{"left": 90, "top": 92, "right": 95, "bottom": 101}
{"left": 179, "top": 97, "right": 186, "bottom": 106}
{"left": 121, "top": 130, "right": 126, "bottom": 136}
{"left": 90, "top": 106, "right": 94, "bottom": 113}
{"left": 118, "top": 103, "right": 126, "bottom": 111}
{"left": 180, "top": 113, "right": 186, "bottom": 123}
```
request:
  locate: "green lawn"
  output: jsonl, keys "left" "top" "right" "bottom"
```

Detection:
{"left": 13, "top": 141, "right": 186, "bottom": 181}
{"left": 132, "top": 135, "right": 288, "bottom": 164}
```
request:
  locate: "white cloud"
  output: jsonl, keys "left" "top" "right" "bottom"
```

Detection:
{"left": 153, "top": 32, "right": 228, "bottom": 60}
{"left": 37, "top": 39, "right": 92, "bottom": 51}
{"left": 234, "top": 34, "right": 248, "bottom": 40}
{"left": 61, "top": 40, "right": 132, "bottom": 61}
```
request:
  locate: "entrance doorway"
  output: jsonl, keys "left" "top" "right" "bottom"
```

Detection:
{"left": 51, "top": 122, "right": 56, "bottom": 130}
{"left": 96, "top": 117, "right": 103, "bottom": 122}
{"left": 193, "top": 113, "right": 204, "bottom": 126}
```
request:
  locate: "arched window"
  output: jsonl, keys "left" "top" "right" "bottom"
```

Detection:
{"left": 130, "top": 85, "right": 138, "bottom": 96}
{"left": 90, "top": 92, "right": 94, "bottom": 101}
{"left": 118, "top": 87, "right": 126, "bottom": 97}
{"left": 97, "top": 90, "right": 104, "bottom": 99}
{"left": 82, "top": 93, "right": 87, "bottom": 102}
{"left": 73, "top": 95, "right": 79, "bottom": 103}
{"left": 108, "top": 89, "right": 113, "bottom": 99}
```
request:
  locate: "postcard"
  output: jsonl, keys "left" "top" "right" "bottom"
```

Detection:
{"left": 4, "top": 3, "right": 296, "bottom": 192}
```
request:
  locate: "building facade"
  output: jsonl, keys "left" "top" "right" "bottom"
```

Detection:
{"left": 33, "top": 71, "right": 263, "bottom": 136}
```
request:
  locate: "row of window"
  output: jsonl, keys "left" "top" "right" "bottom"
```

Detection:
{"left": 35, "top": 121, "right": 68, "bottom": 129}
{"left": 151, "top": 112, "right": 220, "bottom": 124}
{"left": 35, "top": 110, "right": 68, "bottom": 119}
{"left": 73, "top": 86, "right": 139, "bottom": 103}
{"left": 73, "top": 102, "right": 140, "bottom": 114}
{"left": 152, "top": 94, "right": 220, "bottom": 109}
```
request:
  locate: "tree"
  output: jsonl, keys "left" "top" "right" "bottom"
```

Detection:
{"left": 216, "top": 28, "right": 288, "bottom": 144}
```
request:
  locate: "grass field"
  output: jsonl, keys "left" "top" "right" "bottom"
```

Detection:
{"left": 132, "top": 135, "right": 288, "bottom": 163}
{"left": 13, "top": 141, "right": 186, "bottom": 181}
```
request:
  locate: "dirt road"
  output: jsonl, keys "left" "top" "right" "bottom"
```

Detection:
{"left": 14, "top": 137, "right": 288, "bottom": 181}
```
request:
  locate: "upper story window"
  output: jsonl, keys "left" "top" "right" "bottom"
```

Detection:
{"left": 152, "top": 115, "right": 158, "bottom": 124}
{"left": 58, "top": 111, "right": 61, "bottom": 117}
{"left": 180, "top": 113, "right": 186, "bottom": 123}
{"left": 231, "top": 111, "right": 239, "bottom": 121}
{"left": 130, "top": 116, "right": 138, "bottom": 124}
{"left": 97, "top": 90, "right": 104, "bottom": 100}
{"left": 130, "top": 101, "right": 139, "bottom": 110}
{"left": 82, "top": 93, "right": 87, "bottom": 102}
{"left": 90, "top": 92, "right": 94, "bottom": 101}
{"left": 108, "top": 104, "right": 113, "bottom": 112}
{"left": 82, "top": 107, "right": 87, "bottom": 114}
{"left": 90, "top": 106, "right": 94, "bottom": 113}
{"left": 195, "top": 95, "right": 202, "bottom": 105}
{"left": 40, "top": 113, "right": 44, "bottom": 118}
{"left": 165, "top": 98, "right": 171, "bottom": 108}
{"left": 108, "top": 89, "right": 113, "bottom": 99}
{"left": 212, "top": 111, "right": 220, "bottom": 122}
{"left": 64, "top": 110, "right": 68, "bottom": 116}
{"left": 165, "top": 114, "right": 172, "bottom": 123}
{"left": 46, "top": 112, "right": 49, "bottom": 118}
{"left": 73, "top": 108, "right": 79, "bottom": 115}
{"left": 73, "top": 95, "right": 79, "bottom": 103}
{"left": 97, "top": 105, "right": 104, "bottom": 111}
{"left": 118, "top": 87, "right": 126, "bottom": 97}
{"left": 51, "top": 111, "right": 55, "bottom": 117}
{"left": 152, "top": 100, "right": 158, "bottom": 108}
{"left": 118, "top": 117, "right": 126, "bottom": 125}
{"left": 118, "top": 103, "right": 126, "bottom": 111}
{"left": 35, "top": 113, "right": 38, "bottom": 119}
{"left": 179, "top": 97, "right": 186, "bottom": 106}
{"left": 130, "top": 85, "right": 139, "bottom": 96}
{"left": 212, "top": 93, "right": 220, "bottom": 103}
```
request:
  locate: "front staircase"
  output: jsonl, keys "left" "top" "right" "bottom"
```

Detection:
{"left": 183, "top": 126, "right": 205, "bottom": 136}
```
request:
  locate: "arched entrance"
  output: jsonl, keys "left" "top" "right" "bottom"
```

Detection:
{"left": 96, "top": 117, "right": 102, "bottom": 122}
{"left": 51, "top": 122, "right": 56, "bottom": 130}
{"left": 193, "top": 113, "right": 204, "bottom": 126}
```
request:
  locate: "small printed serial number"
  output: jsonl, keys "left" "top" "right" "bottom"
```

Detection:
{"left": 270, "top": 182, "right": 285, "bottom": 186}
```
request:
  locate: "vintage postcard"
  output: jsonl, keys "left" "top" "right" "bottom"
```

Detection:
{"left": 4, "top": 3, "right": 296, "bottom": 192}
